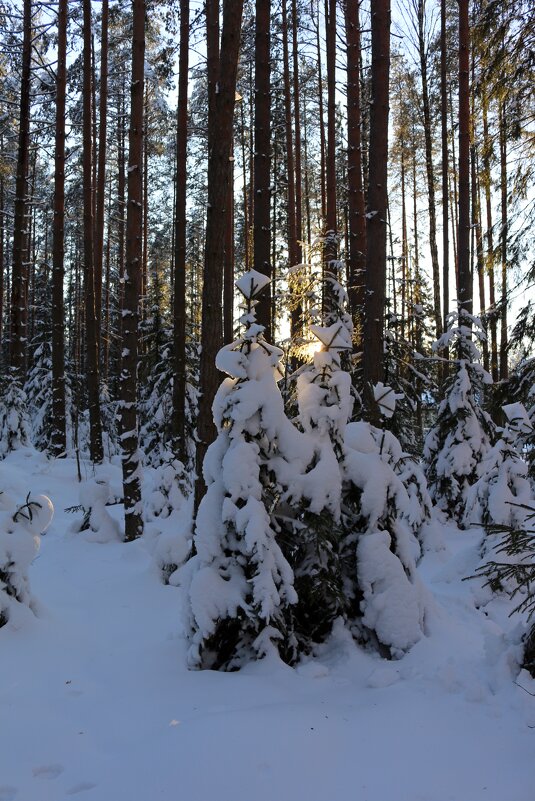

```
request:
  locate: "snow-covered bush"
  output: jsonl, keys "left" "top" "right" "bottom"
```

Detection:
{"left": 343, "top": 420, "right": 428, "bottom": 657}
{"left": 464, "top": 403, "right": 533, "bottom": 529}
{"left": 291, "top": 307, "right": 354, "bottom": 647}
{"left": 76, "top": 478, "right": 120, "bottom": 543}
{"left": 0, "top": 492, "right": 54, "bottom": 626}
{"left": 0, "top": 376, "right": 31, "bottom": 458}
{"left": 424, "top": 312, "right": 494, "bottom": 520}
{"left": 185, "top": 271, "right": 305, "bottom": 670}
{"left": 145, "top": 456, "right": 191, "bottom": 583}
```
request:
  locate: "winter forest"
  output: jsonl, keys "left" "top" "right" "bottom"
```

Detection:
{"left": 0, "top": 0, "right": 534, "bottom": 798}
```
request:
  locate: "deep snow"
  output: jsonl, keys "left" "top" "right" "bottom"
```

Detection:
{"left": 1, "top": 448, "right": 534, "bottom": 801}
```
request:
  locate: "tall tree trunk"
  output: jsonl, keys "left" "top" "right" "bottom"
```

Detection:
{"left": 499, "top": 99, "right": 508, "bottom": 379}
{"left": 482, "top": 97, "right": 498, "bottom": 380}
{"left": 171, "top": 0, "right": 189, "bottom": 461}
{"left": 94, "top": 0, "right": 108, "bottom": 341}
{"left": 281, "top": 0, "right": 298, "bottom": 340}
{"left": 362, "top": 0, "right": 390, "bottom": 420}
{"left": 316, "top": 2, "right": 326, "bottom": 222}
{"left": 291, "top": 0, "right": 303, "bottom": 266}
{"left": 417, "top": 0, "right": 442, "bottom": 338}
{"left": 345, "top": 0, "right": 366, "bottom": 336}
{"left": 323, "top": 0, "right": 338, "bottom": 302}
{"left": 253, "top": 0, "right": 271, "bottom": 338}
{"left": 457, "top": 0, "right": 472, "bottom": 339}
{"left": 10, "top": 0, "right": 32, "bottom": 378}
{"left": 83, "top": 0, "right": 104, "bottom": 463}
{"left": 440, "top": 0, "right": 449, "bottom": 375}
{"left": 195, "top": 0, "right": 244, "bottom": 512}
{"left": 50, "top": 0, "right": 67, "bottom": 457}
{"left": 119, "top": 0, "right": 145, "bottom": 540}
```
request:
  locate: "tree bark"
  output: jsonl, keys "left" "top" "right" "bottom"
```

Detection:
{"left": 457, "top": 0, "right": 472, "bottom": 336}
{"left": 10, "top": 0, "right": 32, "bottom": 378}
{"left": 50, "top": 0, "right": 67, "bottom": 457}
{"left": 195, "top": 0, "right": 244, "bottom": 512}
{"left": 344, "top": 0, "right": 366, "bottom": 338}
{"left": 118, "top": 0, "right": 145, "bottom": 540}
{"left": 83, "top": 0, "right": 104, "bottom": 463}
{"left": 171, "top": 0, "right": 189, "bottom": 462}
{"left": 323, "top": 0, "right": 338, "bottom": 291}
{"left": 499, "top": 99, "right": 508, "bottom": 379}
{"left": 362, "top": 0, "right": 390, "bottom": 420}
{"left": 94, "top": 0, "right": 109, "bottom": 341}
{"left": 253, "top": 0, "right": 271, "bottom": 338}
{"left": 417, "top": 0, "right": 442, "bottom": 339}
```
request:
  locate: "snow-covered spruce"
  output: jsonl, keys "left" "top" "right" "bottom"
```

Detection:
{"left": 0, "top": 376, "right": 31, "bottom": 459}
{"left": 145, "top": 455, "right": 191, "bottom": 583}
{"left": 423, "top": 312, "right": 494, "bottom": 521}
{"left": 343, "top": 415, "right": 429, "bottom": 657}
{"left": 464, "top": 403, "right": 534, "bottom": 530}
{"left": 0, "top": 492, "right": 53, "bottom": 626}
{"left": 291, "top": 309, "right": 354, "bottom": 647}
{"left": 76, "top": 478, "right": 120, "bottom": 543}
{"left": 185, "top": 270, "right": 303, "bottom": 670}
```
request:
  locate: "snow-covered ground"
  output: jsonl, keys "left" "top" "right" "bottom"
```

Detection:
{"left": 1, "top": 449, "right": 534, "bottom": 801}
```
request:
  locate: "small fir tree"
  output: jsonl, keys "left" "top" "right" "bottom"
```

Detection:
{"left": 423, "top": 312, "right": 495, "bottom": 520}
{"left": 185, "top": 271, "right": 303, "bottom": 670}
{"left": 464, "top": 403, "right": 533, "bottom": 529}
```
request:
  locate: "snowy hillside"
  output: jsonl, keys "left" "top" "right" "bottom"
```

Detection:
{"left": 1, "top": 449, "right": 534, "bottom": 801}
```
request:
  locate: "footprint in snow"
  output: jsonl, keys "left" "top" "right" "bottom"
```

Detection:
{"left": 32, "top": 764, "right": 64, "bottom": 780}
{"left": 66, "top": 782, "right": 97, "bottom": 795}
{"left": 0, "top": 786, "right": 18, "bottom": 801}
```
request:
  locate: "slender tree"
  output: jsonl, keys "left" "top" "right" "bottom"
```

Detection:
{"left": 50, "top": 0, "right": 68, "bottom": 457}
{"left": 345, "top": 0, "right": 366, "bottom": 334}
{"left": 171, "top": 0, "right": 189, "bottom": 462}
{"left": 10, "top": 0, "right": 32, "bottom": 378}
{"left": 118, "top": 0, "right": 145, "bottom": 540}
{"left": 362, "top": 0, "right": 391, "bottom": 417}
{"left": 195, "top": 0, "right": 245, "bottom": 511}
{"left": 83, "top": 0, "right": 104, "bottom": 463}
{"left": 457, "top": 0, "right": 471, "bottom": 336}
{"left": 253, "top": 0, "right": 271, "bottom": 338}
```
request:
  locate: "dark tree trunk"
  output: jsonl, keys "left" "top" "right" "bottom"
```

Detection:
{"left": 281, "top": 0, "right": 298, "bottom": 340}
{"left": 457, "top": 0, "right": 472, "bottom": 338}
{"left": 50, "top": 0, "right": 68, "bottom": 457}
{"left": 253, "top": 0, "right": 271, "bottom": 338}
{"left": 323, "top": 0, "right": 338, "bottom": 288}
{"left": 362, "top": 0, "right": 390, "bottom": 420}
{"left": 10, "top": 0, "right": 32, "bottom": 377}
{"left": 482, "top": 97, "right": 497, "bottom": 380}
{"left": 499, "top": 99, "right": 508, "bottom": 380}
{"left": 171, "top": 0, "right": 190, "bottom": 462}
{"left": 83, "top": 0, "right": 104, "bottom": 463}
{"left": 195, "top": 0, "right": 244, "bottom": 512}
{"left": 417, "top": 0, "right": 442, "bottom": 339}
{"left": 440, "top": 0, "right": 449, "bottom": 374}
{"left": 344, "top": 0, "right": 366, "bottom": 337}
{"left": 94, "top": 0, "right": 109, "bottom": 341}
{"left": 118, "top": 0, "right": 145, "bottom": 540}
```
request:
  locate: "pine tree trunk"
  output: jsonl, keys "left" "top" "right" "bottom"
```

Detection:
{"left": 195, "top": 0, "right": 244, "bottom": 512}
{"left": 10, "top": 0, "right": 32, "bottom": 378}
{"left": 417, "top": 0, "right": 442, "bottom": 339}
{"left": 83, "top": 0, "right": 104, "bottom": 463}
{"left": 323, "top": 0, "right": 338, "bottom": 287}
{"left": 482, "top": 97, "right": 498, "bottom": 381}
{"left": 94, "top": 0, "right": 108, "bottom": 341}
{"left": 171, "top": 0, "right": 189, "bottom": 462}
{"left": 281, "top": 0, "right": 298, "bottom": 340}
{"left": 499, "top": 99, "right": 508, "bottom": 380}
{"left": 253, "top": 0, "right": 271, "bottom": 338}
{"left": 119, "top": 0, "right": 145, "bottom": 540}
{"left": 362, "top": 0, "right": 390, "bottom": 420}
{"left": 51, "top": 0, "right": 67, "bottom": 457}
{"left": 440, "top": 0, "right": 449, "bottom": 371}
{"left": 457, "top": 0, "right": 472, "bottom": 336}
{"left": 344, "top": 0, "right": 366, "bottom": 335}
